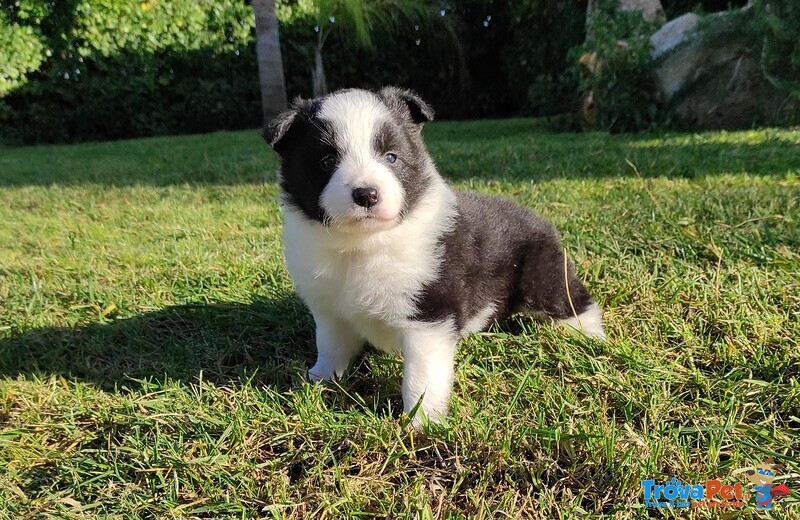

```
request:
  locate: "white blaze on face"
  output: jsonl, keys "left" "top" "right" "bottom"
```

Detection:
{"left": 318, "top": 91, "right": 405, "bottom": 228}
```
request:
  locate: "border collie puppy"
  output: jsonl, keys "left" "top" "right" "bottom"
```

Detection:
{"left": 263, "top": 87, "right": 605, "bottom": 428}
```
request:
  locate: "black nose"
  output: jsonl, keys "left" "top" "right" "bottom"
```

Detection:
{"left": 352, "top": 187, "right": 379, "bottom": 208}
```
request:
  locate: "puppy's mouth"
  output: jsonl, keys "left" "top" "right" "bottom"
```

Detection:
{"left": 360, "top": 213, "right": 394, "bottom": 222}
{"left": 354, "top": 214, "right": 397, "bottom": 228}
{"left": 330, "top": 209, "right": 398, "bottom": 230}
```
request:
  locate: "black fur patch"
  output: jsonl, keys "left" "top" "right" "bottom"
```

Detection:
{"left": 414, "top": 192, "right": 595, "bottom": 330}
{"left": 271, "top": 101, "right": 340, "bottom": 223}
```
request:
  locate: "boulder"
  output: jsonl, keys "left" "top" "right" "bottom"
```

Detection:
{"left": 652, "top": 9, "right": 800, "bottom": 129}
{"left": 650, "top": 13, "right": 700, "bottom": 60}
{"left": 669, "top": 55, "right": 796, "bottom": 129}
{"left": 652, "top": 21, "right": 748, "bottom": 100}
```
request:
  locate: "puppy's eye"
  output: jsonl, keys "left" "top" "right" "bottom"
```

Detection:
{"left": 319, "top": 155, "right": 337, "bottom": 171}
{"left": 385, "top": 153, "right": 397, "bottom": 164}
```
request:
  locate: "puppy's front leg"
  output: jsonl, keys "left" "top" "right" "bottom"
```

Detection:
{"left": 309, "top": 313, "right": 363, "bottom": 381}
{"left": 401, "top": 323, "right": 458, "bottom": 428}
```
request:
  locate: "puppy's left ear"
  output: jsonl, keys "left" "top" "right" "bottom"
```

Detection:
{"left": 378, "top": 86, "right": 434, "bottom": 125}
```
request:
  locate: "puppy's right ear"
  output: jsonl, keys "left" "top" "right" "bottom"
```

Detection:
{"left": 262, "top": 109, "right": 297, "bottom": 155}
{"left": 262, "top": 98, "right": 310, "bottom": 155}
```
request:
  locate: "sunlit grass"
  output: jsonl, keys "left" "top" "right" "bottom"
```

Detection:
{"left": 625, "top": 128, "right": 800, "bottom": 148}
{"left": 1, "top": 122, "right": 799, "bottom": 517}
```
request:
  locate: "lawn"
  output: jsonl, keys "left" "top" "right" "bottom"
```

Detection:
{"left": 1, "top": 120, "right": 799, "bottom": 518}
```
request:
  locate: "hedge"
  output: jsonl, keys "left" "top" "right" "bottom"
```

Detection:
{"left": 0, "top": 0, "right": 596, "bottom": 143}
{"left": 1, "top": 0, "right": 260, "bottom": 143}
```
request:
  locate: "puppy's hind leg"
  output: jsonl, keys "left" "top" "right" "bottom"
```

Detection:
{"left": 559, "top": 301, "right": 605, "bottom": 340}
{"left": 519, "top": 241, "right": 606, "bottom": 340}
{"left": 309, "top": 312, "right": 364, "bottom": 381}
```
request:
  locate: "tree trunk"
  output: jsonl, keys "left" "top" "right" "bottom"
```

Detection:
{"left": 253, "top": 0, "right": 287, "bottom": 123}
{"left": 585, "top": 0, "right": 601, "bottom": 40}
{"left": 312, "top": 41, "right": 328, "bottom": 97}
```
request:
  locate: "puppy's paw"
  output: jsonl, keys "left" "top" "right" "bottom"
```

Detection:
{"left": 307, "top": 370, "right": 326, "bottom": 383}
{"left": 403, "top": 413, "right": 426, "bottom": 432}
{"left": 408, "top": 416, "right": 424, "bottom": 431}
{"left": 404, "top": 408, "right": 447, "bottom": 431}
{"left": 308, "top": 363, "right": 336, "bottom": 382}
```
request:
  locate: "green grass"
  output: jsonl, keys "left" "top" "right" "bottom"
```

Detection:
{"left": 1, "top": 119, "right": 799, "bottom": 518}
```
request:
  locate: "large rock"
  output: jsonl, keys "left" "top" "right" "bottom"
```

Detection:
{"left": 650, "top": 13, "right": 700, "bottom": 60}
{"left": 652, "top": 9, "right": 800, "bottom": 129}
{"left": 652, "top": 19, "right": 748, "bottom": 100}
{"left": 669, "top": 55, "right": 797, "bottom": 129}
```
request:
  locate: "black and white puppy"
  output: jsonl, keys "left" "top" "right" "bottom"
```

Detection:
{"left": 263, "top": 87, "right": 605, "bottom": 427}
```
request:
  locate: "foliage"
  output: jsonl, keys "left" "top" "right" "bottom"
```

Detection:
{"left": 0, "top": 11, "right": 47, "bottom": 96}
{"left": 505, "top": 0, "right": 588, "bottom": 116}
{"left": 0, "top": 0, "right": 594, "bottom": 143}
{"left": 306, "top": 0, "right": 432, "bottom": 95}
{"left": 316, "top": 0, "right": 589, "bottom": 120}
{"left": 572, "top": 0, "right": 663, "bottom": 132}
{"left": 661, "top": 0, "right": 748, "bottom": 18}
{"left": 2, "top": 0, "right": 797, "bottom": 143}
{"left": 1, "top": 123, "right": 799, "bottom": 515}
{"left": 310, "top": 0, "right": 430, "bottom": 49}
{"left": 754, "top": 0, "right": 800, "bottom": 96}
{"left": 72, "top": 1, "right": 252, "bottom": 56}
{"left": 1, "top": 0, "right": 260, "bottom": 143}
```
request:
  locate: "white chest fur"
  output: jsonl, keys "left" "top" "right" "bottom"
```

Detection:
{"left": 280, "top": 180, "right": 456, "bottom": 352}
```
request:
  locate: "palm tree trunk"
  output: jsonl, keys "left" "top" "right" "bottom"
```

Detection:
{"left": 312, "top": 39, "right": 328, "bottom": 97}
{"left": 253, "top": 0, "right": 288, "bottom": 122}
{"left": 586, "top": 0, "right": 600, "bottom": 40}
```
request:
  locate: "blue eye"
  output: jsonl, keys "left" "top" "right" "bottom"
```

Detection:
{"left": 385, "top": 153, "right": 397, "bottom": 164}
{"left": 320, "top": 155, "right": 336, "bottom": 171}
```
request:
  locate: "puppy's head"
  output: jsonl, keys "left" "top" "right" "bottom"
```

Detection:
{"left": 263, "top": 87, "right": 434, "bottom": 232}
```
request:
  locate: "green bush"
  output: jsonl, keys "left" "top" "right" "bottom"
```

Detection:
{"left": 276, "top": 0, "right": 573, "bottom": 119}
{"left": 661, "top": 0, "right": 747, "bottom": 18}
{"left": 571, "top": 0, "right": 662, "bottom": 132}
{"left": 505, "top": 0, "right": 588, "bottom": 116}
{"left": 0, "top": 12, "right": 47, "bottom": 96}
{"left": 279, "top": 0, "right": 589, "bottom": 120}
{"left": 1, "top": 0, "right": 260, "bottom": 143}
{"left": 755, "top": 0, "right": 800, "bottom": 97}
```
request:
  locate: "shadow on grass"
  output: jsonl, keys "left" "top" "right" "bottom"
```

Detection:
{"left": 0, "top": 296, "right": 321, "bottom": 391}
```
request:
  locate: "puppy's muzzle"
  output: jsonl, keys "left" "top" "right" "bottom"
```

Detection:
{"left": 352, "top": 187, "right": 379, "bottom": 208}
